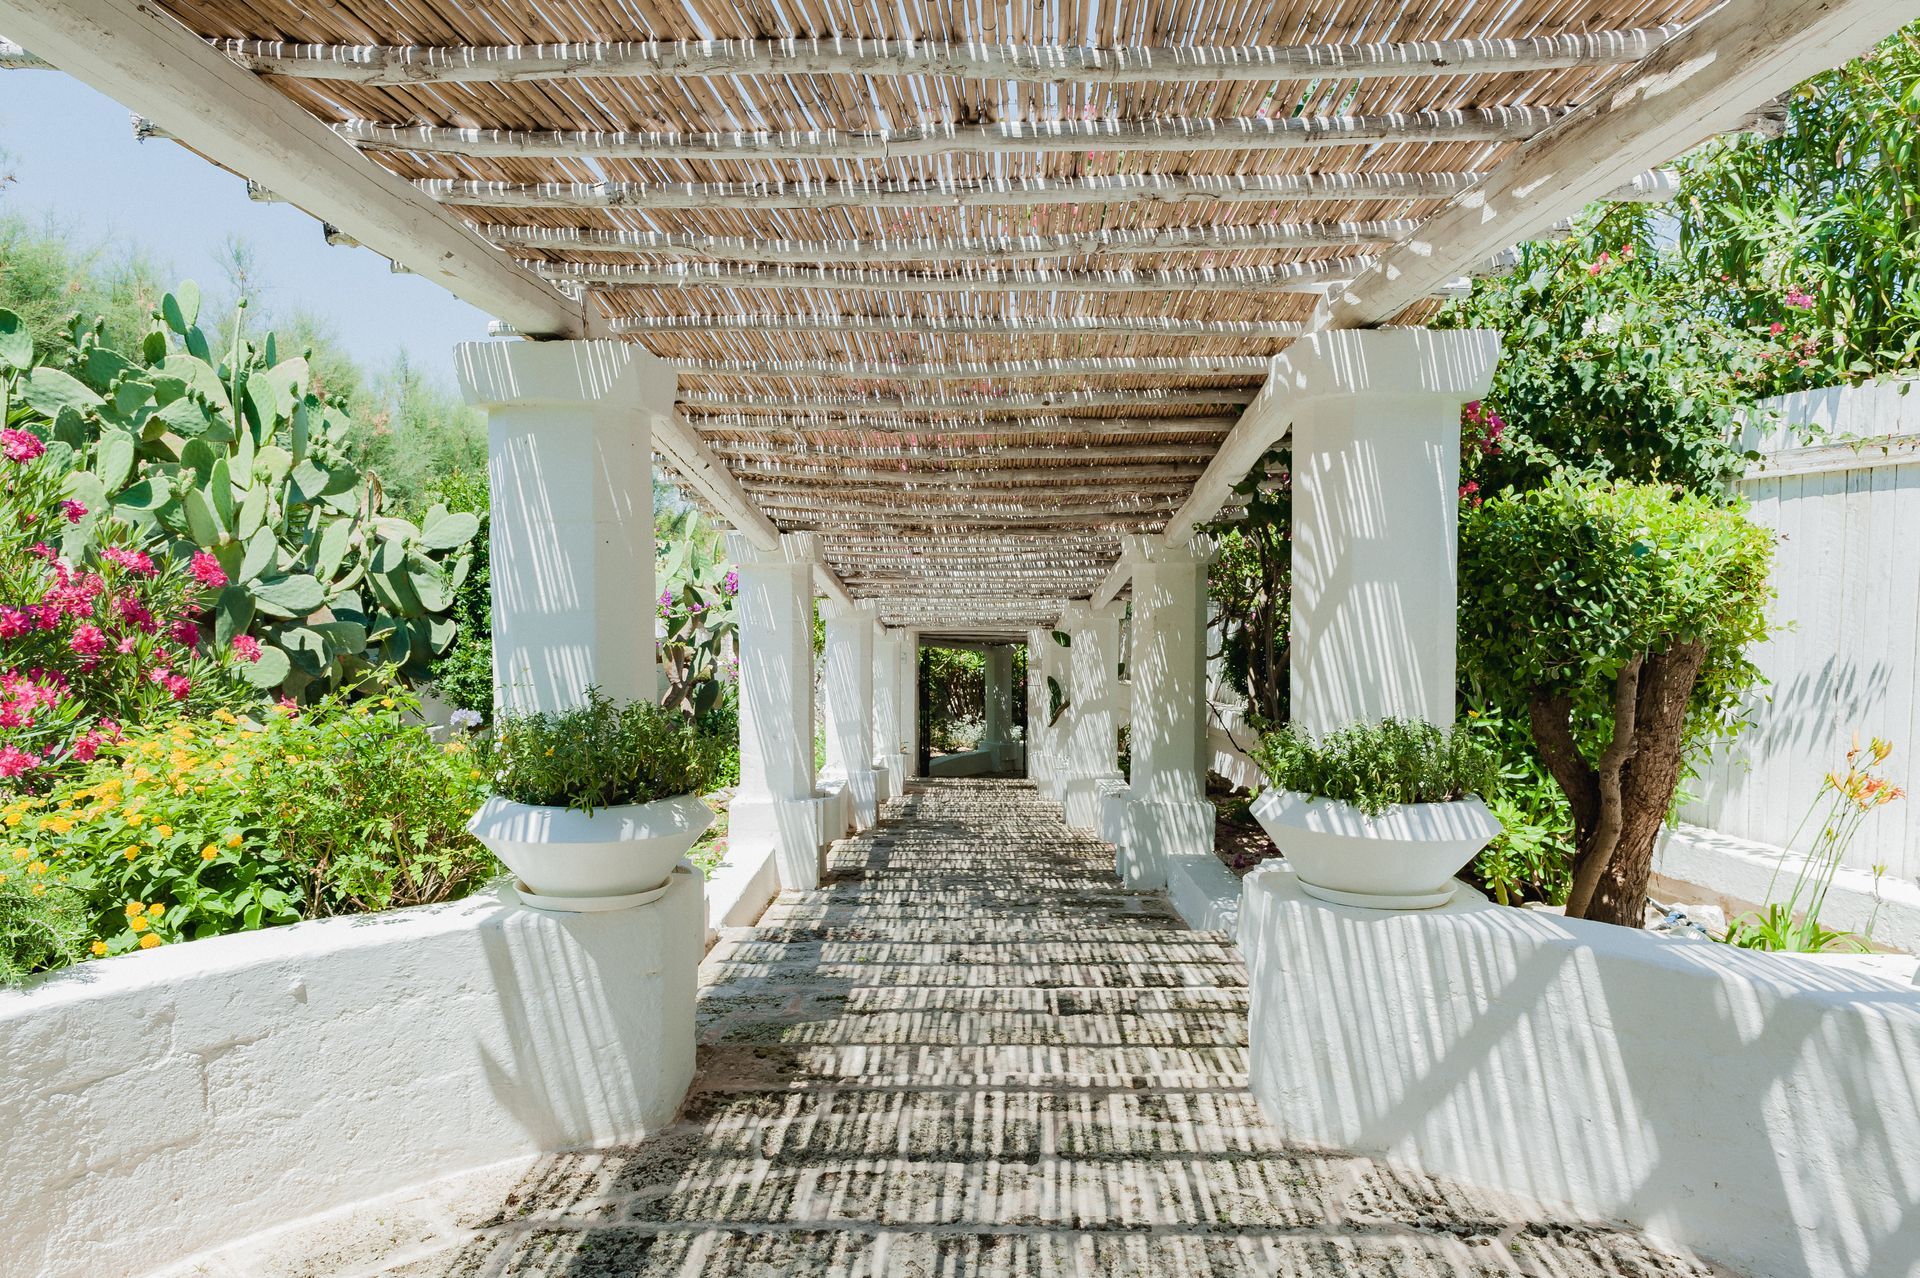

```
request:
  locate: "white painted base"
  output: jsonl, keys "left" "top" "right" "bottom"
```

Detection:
{"left": 1118, "top": 796, "right": 1218, "bottom": 890}
{"left": 1242, "top": 862, "right": 1920, "bottom": 1278}
{"left": 0, "top": 876, "right": 703, "bottom": 1278}
{"left": 1168, "top": 852, "right": 1244, "bottom": 937}
{"left": 929, "top": 749, "right": 996, "bottom": 777}
{"left": 1656, "top": 822, "right": 1920, "bottom": 956}
{"left": 701, "top": 843, "right": 780, "bottom": 946}
{"left": 870, "top": 756, "right": 895, "bottom": 807}
{"left": 729, "top": 794, "right": 832, "bottom": 890}
{"left": 1095, "top": 780, "right": 1131, "bottom": 856}
{"left": 1063, "top": 771, "right": 1123, "bottom": 830}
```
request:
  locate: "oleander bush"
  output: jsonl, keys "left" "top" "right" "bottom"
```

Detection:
{"left": 1253, "top": 718, "right": 1500, "bottom": 818}
{"left": 476, "top": 687, "right": 725, "bottom": 812}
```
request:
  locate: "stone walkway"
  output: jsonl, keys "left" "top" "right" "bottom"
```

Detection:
{"left": 177, "top": 779, "right": 1733, "bottom": 1277}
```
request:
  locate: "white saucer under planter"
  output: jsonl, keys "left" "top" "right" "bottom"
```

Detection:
{"left": 1249, "top": 788, "right": 1501, "bottom": 910}
{"left": 469, "top": 793, "right": 713, "bottom": 912}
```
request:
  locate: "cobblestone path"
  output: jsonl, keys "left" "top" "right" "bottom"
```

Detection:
{"left": 177, "top": 779, "right": 1732, "bottom": 1277}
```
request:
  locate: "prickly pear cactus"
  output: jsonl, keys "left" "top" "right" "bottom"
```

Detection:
{"left": 24, "top": 283, "right": 478, "bottom": 698}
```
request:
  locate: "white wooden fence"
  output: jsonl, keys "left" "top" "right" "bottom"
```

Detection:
{"left": 1682, "top": 379, "right": 1920, "bottom": 882}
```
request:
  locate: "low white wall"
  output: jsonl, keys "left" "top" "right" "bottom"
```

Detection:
{"left": 928, "top": 748, "right": 995, "bottom": 777}
{"left": 0, "top": 874, "right": 704, "bottom": 1278}
{"left": 1242, "top": 865, "right": 1920, "bottom": 1278}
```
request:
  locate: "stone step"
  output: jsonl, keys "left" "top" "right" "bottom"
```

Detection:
{"left": 692, "top": 1042, "right": 1250, "bottom": 1091}
{"left": 714, "top": 938, "right": 1244, "bottom": 966}
{"left": 699, "top": 1005, "right": 1252, "bottom": 1048}
{"left": 696, "top": 985, "right": 1252, "bottom": 1019}
{"left": 737, "top": 922, "right": 1210, "bottom": 943}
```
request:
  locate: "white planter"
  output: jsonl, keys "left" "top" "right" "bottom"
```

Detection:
{"left": 468, "top": 793, "right": 713, "bottom": 911}
{"left": 1249, "top": 788, "right": 1501, "bottom": 909}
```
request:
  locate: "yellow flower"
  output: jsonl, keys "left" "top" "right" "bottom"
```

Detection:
{"left": 31, "top": 883, "right": 46, "bottom": 896}
{"left": 125, "top": 900, "right": 143, "bottom": 914}
{"left": 226, "top": 833, "right": 242, "bottom": 848}
{"left": 124, "top": 847, "right": 139, "bottom": 862}
{"left": 128, "top": 916, "right": 149, "bottom": 933}
{"left": 27, "top": 860, "right": 47, "bottom": 875}
{"left": 132, "top": 768, "right": 152, "bottom": 783}
{"left": 213, "top": 709, "right": 238, "bottom": 725}
{"left": 90, "top": 941, "right": 108, "bottom": 957}
{"left": 156, "top": 824, "right": 173, "bottom": 839}
{"left": 380, "top": 697, "right": 395, "bottom": 709}
{"left": 148, "top": 902, "right": 165, "bottom": 916}
{"left": 469, "top": 769, "right": 483, "bottom": 780}
{"left": 138, "top": 934, "right": 161, "bottom": 949}
{"left": 126, "top": 813, "right": 145, "bottom": 828}
{"left": 201, "top": 845, "right": 218, "bottom": 861}
{"left": 9, "top": 849, "right": 25, "bottom": 861}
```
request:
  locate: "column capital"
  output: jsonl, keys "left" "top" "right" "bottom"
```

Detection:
{"left": 726, "top": 530, "right": 824, "bottom": 566}
{"left": 1271, "top": 328, "right": 1500, "bottom": 402}
{"left": 821, "top": 599, "right": 880, "bottom": 623}
{"left": 1057, "top": 599, "right": 1124, "bottom": 631}
{"left": 455, "top": 338, "right": 675, "bottom": 409}
{"left": 1120, "top": 533, "right": 1217, "bottom": 567}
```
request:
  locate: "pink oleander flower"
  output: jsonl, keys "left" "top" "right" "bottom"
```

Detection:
{"left": 68, "top": 624, "right": 107, "bottom": 658}
{"left": 27, "top": 542, "right": 55, "bottom": 561}
{"left": 0, "top": 745, "right": 38, "bottom": 778}
{"left": 0, "top": 608, "right": 26, "bottom": 641}
{"left": 189, "top": 551, "right": 228, "bottom": 589}
{"left": 163, "top": 673, "right": 192, "bottom": 701}
{"left": 1, "top": 428, "right": 45, "bottom": 464}
{"left": 231, "top": 634, "right": 263, "bottom": 663}
{"left": 70, "top": 731, "right": 102, "bottom": 763}
{"left": 1768, "top": 321, "right": 1786, "bottom": 336}
{"left": 60, "top": 499, "right": 87, "bottom": 524}
{"left": 113, "top": 595, "right": 157, "bottom": 635}
{"left": 723, "top": 568, "right": 740, "bottom": 595}
{"left": 102, "top": 546, "right": 158, "bottom": 577}
{"left": 1784, "top": 287, "right": 1816, "bottom": 310}
{"left": 115, "top": 635, "right": 137, "bottom": 655}
{"left": 168, "top": 618, "right": 201, "bottom": 647}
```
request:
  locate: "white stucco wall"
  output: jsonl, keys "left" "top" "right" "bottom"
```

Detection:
{"left": 1241, "top": 865, "right": 1920, "bottom": 1278}
{"left": 0, "top": 876, "right": 703, "bottom": 1278}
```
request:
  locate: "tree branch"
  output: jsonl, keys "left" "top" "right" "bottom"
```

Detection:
{"left": 1565, "top": 654, "right": 1645, "bottom": 918}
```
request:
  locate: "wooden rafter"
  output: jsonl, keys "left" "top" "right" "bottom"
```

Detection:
{"left": 542, "top": 258, "right": 1368, "bottom": 296}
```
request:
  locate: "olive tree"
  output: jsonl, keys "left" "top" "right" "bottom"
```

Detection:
{"left": 1458, "top": 480, "right": 1773, "bottom": 927}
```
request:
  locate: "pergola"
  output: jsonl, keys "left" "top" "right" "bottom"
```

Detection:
{"left": 2, "top": 0, "right": 1912, "bottom": 883}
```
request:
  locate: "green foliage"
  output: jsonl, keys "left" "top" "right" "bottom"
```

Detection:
{"left": 476, "top": 688, "right": 722, "bottom": 811}
{"left": 424, "top": 470, "right": 493, "bottom": 716}
{"left": 1675, "top": 22, "right": 1920, "bottom": 393}
{"left": 0, "top": 215, "right": 171, "bottom": 357}
{"left": 923, "top": 645, "right": 986, "bottom": 751}
{"left": 1461, "top": 698, "right": 1574, "bottom": 907}
{"left": 0, "top": 293, "right": 479, "bottom": 699}
{"left": 1252, "top": 719, "right": 1499, "bottom": 818}
{"left": 9, "top": 684, "right": 495, "bottom": 975}
{"left": 1458, "top": 479, "right": 1773, "bottom": 751}
{"left": 1436, "top": 222, "right": 1771, "bottom": 498}
{"left": 1205, "top": 447, "right": 1290, "bottom": 723}
{"left": 655, "top": 506, "right": 738, "bottom": 720}
{"left": 0, "top": 863, "right": 92, "bottom": 985}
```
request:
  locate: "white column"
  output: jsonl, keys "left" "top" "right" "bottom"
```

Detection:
{"left": 981, "top": 646, "right": 1015, "bottom": 770}
{"left": 1024, "top": 629, "right": 1050, "bottom": 788}
{"left": 872, "top": 628, "right": 907, "bottom": 800}
{"left": 900, "top": 631, "right": 922, "bottom": 779}
{"left": 822, "top": 601, "right": 881, "bottom": 830}
{"left": 1057, "top": 600, "right": 1124, "bottom": 830}
{"left": 1289, "top": 330, "right": 1501, "bottom": 735}
{"left": 728, "top": 531, "right": 831, "bottom": 889}
{"left": 1115, "top": 535, "right": 1218, "bottom": 888}
{"left": 456, "top": 340, "right": 672, "bottom": 716}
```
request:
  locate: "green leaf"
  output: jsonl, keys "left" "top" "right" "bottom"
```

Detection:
{"left": 214, "top": 586, "right": 255, "bottom": 648}
{"left": 419, "top": 507, "right": 480, "bottom": 551}
{"left": 23, "top": 367, "right": 104, "bottom": 418}
{"left": 0, "top": 309, "right": 30, "bottom": 369}
{"left": 96, "top": 431, "right": 136, "bottom": 491}
{"left": 239, "top": 525, "right": 278, "bottom": 581}
{"left": 255, "top": 444, "right": 293, "bottom": 487}
{"left": 238, "top": 643, "right": 291, "bottom": 689}
{"left": 252, "top": 573, "right": 325, "bottom": 618}
{"left": 161, "top": 282, "right": 201, "bottom": 334}
{"left": 183, "top": 487, "right": 227, "bottom": 548}
{"left": 236, "top": 484, "right": 268, "bottom": 540}
{"left": 315, "top": 518, "right": 353, "bottom": 581}
{"left": 114, "top": 474, "right": 173, "bottom": 513}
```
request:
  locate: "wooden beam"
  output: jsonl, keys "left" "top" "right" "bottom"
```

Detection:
{"left": 675, "top": 356, "right": 1272, "bottom": 380}
{"left": 697, "top": 416, "right": 1231, "bottom": 439}
{"left": 340, "top": 108, "right": 1566, "bottom": 162}
{"left": 543, "top": 258, "right": 1368, "bottom": 296}
{"left": 426, "top": 171, "right": 1487, "bottom": 212}
{"left": 0, "top": 0, "right": 587, "bottom": 338}
{"left": 727, "top": 461, "right": 1207, "bottom": 483}
{"left": 485, "top": 220, "right": 1425, "bottom": 264}
{"left": 214, "top": 29, "right": 1682, "bottom": 85}
{"left": 681, "top": 388, "right": 1256, "bottom": 413}
{"left": 1319, "top": 0, "right": 1920, "bottom": 328}
{"left": 609, "top": 313, "right": 1302, "bottom": 339}
{"left": 744, "top": 479, "right": 1196, "bottom": 501}
{"left": 711, "top": 445, "right": 1222, "bottom": 464}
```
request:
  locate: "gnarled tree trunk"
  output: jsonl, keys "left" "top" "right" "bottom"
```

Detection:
{"left": 1526, "top": 640, "right": 1709, "bottom": 928}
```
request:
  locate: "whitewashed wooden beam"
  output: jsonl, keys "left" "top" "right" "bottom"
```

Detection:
{"left": 609, "top": 313, "right": 1302, "bottom": 339}
{"left": 711, "top": 444, "right": 1222, "bottom": 464}
{"left": 728, "top": 461, "right": 1207, "bottom": 483}
{"left": 0, "top": 2, "right": 587, "bottom": 339}
{"left": 213, "top": 29, "right": 1682, "bottom": 85}
{"left": 771, "top": 510, "right": 1169, "bottom": 530}
{"left": 425, "top": 171, "right": 1484, "bottom": 213}
{"left": 340, "top": 108, "right": 1567, "bottom": 163}
{"left": 1320, "top": 0, "right": 1915, "bottom": 328}
{"left": 682, "top": 388, "right": 1255, "bottom": 413}
{"left": 675, "top": 356, "right": 1272, "bottom": 380}
{"left": 698, "top": 416, "right": 1231, "bottom": 438}
{"left": 543, "top": 257, "right": 1368, "bottom": 297}
{"left": 486, "top": 220, "right": 1425, "bottom": 264}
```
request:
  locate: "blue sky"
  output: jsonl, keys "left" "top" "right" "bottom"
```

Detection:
{"left": 0, "top": 70, "right": 490, "bottom": 382}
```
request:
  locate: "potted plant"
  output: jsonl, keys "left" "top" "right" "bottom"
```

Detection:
{"left": 1249, "top": 718, "right": 1503, "bottom": 909}
{"left": 468, "top": 689, "right": 720, "bottom": 911}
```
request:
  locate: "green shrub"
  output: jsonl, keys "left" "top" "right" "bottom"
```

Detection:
{"left": 1253, "top": 719, "right": 1499, "bottom": 817}
{"left": 1459, "top": 479, "right": 1773, "bottom": 926}
{"left": 16, "top": 684, "right": 495, "bottom": 964}
{"left": 0, "top": 861, "right": 93, "bottom": 985}
{"left": 476, "top": 688, "right": 722, "bottom": 811}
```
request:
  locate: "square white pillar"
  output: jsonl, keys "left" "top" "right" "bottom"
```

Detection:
{"left": 1024, "top": 629, "right": 1051, "bottom": 788}
{"left": 456, "top": 340, "right": 674, "bottom": 716}
{"left": 1058, "top": 600, "right": 1124, "bottom": 830}
{"left": 1287, "top": 330, "right": 1501, "bottom": 736}
{"left": 728, "top": 531, "right": 832, "bottom": 890}
{"left": 823, "top": 601, "right": 880, "bottom": 830}
{"left": 1114, "top": 535, "right": 1219, "bottom": 888}
{"left": 872, "top": 629, "right": 908, "bottom": 801}
{"left": 901, "top": 631, "right": 922, "bottom": 779}
{"left": 981, "top": 646, "right": 1015, "bottom": 770}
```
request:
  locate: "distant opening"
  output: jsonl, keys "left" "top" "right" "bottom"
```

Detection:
{"left": 916, "top": 642, "right": 1028, "bottom": 779}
